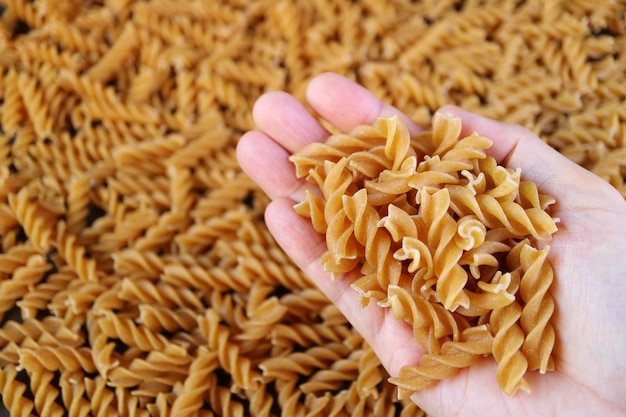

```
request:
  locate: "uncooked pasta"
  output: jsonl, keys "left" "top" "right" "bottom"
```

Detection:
{"left": 291, "top": 113, "right": 559, "bottom": 397}
{"left": 0, "top": 0, "right": 624, "bottom": 415}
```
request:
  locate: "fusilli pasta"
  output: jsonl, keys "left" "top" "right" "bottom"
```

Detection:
{"left": 292, "top": 114, "right": 559, "bottom": 397}
{"left": 0, "top": 0, "right": 623, "bottom": 415}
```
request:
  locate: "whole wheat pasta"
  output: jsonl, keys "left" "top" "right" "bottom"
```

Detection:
{"left": 169, "top": 347, "right": 219, "bottom": 417}
{"left": 198, "top": 309, "right": 261, "bottom": 391}
{"left": 389, "top": 325, "right": 494, "bottom": 398}
{"left": 27, "top": 363, "right": 65, "bottom": 417}
{"left": 0, "top": 254, "right": 51, "bottom": 316}
{"left": 291, "top": 114, "right": 559, "bottom": 397}
{"left": 0, "top": 0, "right": 624, "bottom": 415}
{"left": 17, "top": 267, "right": 78, "bottom": 320}
{"left": 0, "top": 365, "right": 36, "bottom": 416}
{"left": 113, "top": 248, "right": 166, "bottom": 280}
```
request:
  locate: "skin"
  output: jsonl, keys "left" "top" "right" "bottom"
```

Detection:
{"left": 237, "top": 72, "right": 626, "bottom": 417}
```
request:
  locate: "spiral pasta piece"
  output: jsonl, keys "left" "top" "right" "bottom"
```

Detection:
{"left": 386, "top": 285, "right": 465, "bottom": 350}
{"left": 490, "top": 301, "right": 530, "bottom": 395}
{"left": 320, "top": 158, "right": 361, "bottom": 276}
{"left": 119, "top": 277, "right": 204, "bottom": 310}
{"left": 1, "top": 68, "right": 26, "bottom": 135}
{"left": 58, "top": 371, "right": 92, "bottom": 417}
{"left": 113, "top": 249, "right": 165, "bottom": 279}
{"left": 389, "top": 325, "right": 494, "bottom": 399}
{"left": 65, "top": 175, "right": 91, "bottom": 236}
{"left": 97, "top": 311, "right": 169, "bottom": 352}
{"left": 28, "top": 365, "right": 65, "bottom": 417}
{"left": 518, "top": 244, "right": 556, "bottom": 373}
{"left": 8, "top": 188, "right": 58, "bottom": 252}
{"left": 86, "top": 23, "right": 139, "bottom": 84}
{"left": 237, "top": 296, "right": 289, "bottom": 342}
{"left": 17, "top": 268, "right": 76, "bottom": 320}
{"left": 169, "top": 348, "right": 219, "bottom": 417}
{"left": 199, "top": 309, "right": 261, "bottom": 390}
{"left": 0, "top": 316, "right": 82, "bottom": 348}
{"left": 18, "top": 346, "right": 96, "bottom": 374}
{"left": 343, "top": 189, "right": 403, "bottom": 304}
{"left": 355, "top": 346, "right": 384, "bottom": 399}
{"left": 421, "top": 188, "right": 470, "bottom": 311}
{"left": 448, "top": 183, "right": 558, "bottom": 241}
{"left": 17, "top": 72, "right": 53, "bottom": 138}
{"left": 56, "top": 221, "right": 98, "bottom": 282}
{"left": 300, "top": 357, "right": 360, "bottom": 394}
{"left": 0, "top": 254, "right": 51, "bottom": 317}
{"left": 137, "top": 304, "right": 198, "bottom": 333}
{"left": 0, "top": 365, "right": 35, "bottom": 417}
{"left": 83, "top": 375, "right": 117, "bottom": 417}
{"left": 87, "top": 312, "right": 118, "bottom": 377}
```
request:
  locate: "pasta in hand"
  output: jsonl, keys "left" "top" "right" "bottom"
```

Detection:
{"left": 290, "top": 113, "right": 559, "bottom": 397}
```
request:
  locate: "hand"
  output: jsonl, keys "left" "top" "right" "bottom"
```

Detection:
{"left": 237, "top": 73, "right": 626, "bottom": 417}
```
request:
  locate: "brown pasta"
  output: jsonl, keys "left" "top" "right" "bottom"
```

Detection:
{"left": 292, "top": 114, "right": 559, "bottom": 397}
{"left": 0, "top": 0, "right": 624, "bottom": 415}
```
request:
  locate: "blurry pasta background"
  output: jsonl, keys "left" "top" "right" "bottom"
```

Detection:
{"left": 0, "top": 0, "right": 624, "bottom": 416}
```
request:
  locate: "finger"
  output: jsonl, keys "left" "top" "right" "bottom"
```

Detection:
{"left": 242, "top": 90, "right": 330, "bottom": 202}
{"left": 306, "top": 72, "right": 422, "bottom": 135}
{"left": 264, "top": 198, "right": 423, "bottom": 376}
{"left": 252, "top": 90, "right": 329, "bottom": 153}
{"left": 244, "top": 74, "right": 425, "bottom": 203}
{"left": 237, "top": 130, "right": 312, "bottom": 202}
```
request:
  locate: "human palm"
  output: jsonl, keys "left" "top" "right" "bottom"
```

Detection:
{"left": 237, "top": 73, "right": 626, "bottom": 417}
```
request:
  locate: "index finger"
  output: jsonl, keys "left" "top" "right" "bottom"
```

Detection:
{"left": 306, "top": 72, "right": 423, "bottom": 136}
{"left": 239, "top": 73, "right": 423, "bottom": 203}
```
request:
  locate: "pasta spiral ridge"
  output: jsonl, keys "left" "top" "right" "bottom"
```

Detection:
{"left": 83, "top": 375, "right": 117, "bottom": 417}
{"left": 65, "top": 175, "right": 91, "bottom": 236}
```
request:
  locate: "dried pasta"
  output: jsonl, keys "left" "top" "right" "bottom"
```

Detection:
{"left": 0, "top": 0, "right": 624, "bottom": 415}
{"left": 292, "top": 114, "right": 559, "bottom": 397}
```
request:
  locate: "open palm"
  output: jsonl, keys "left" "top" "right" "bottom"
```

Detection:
{"left": 237, "top": 73, "right": 626, "bottom": 417}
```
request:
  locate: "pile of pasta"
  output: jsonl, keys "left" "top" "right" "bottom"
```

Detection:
{"left": 291, "top": 113, "right": 558, "bottom": 397}
{"left": 0, "top": 0, "right": 623, "bottom": 416}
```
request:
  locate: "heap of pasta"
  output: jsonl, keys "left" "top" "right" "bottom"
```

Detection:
{"left": 290, "top": 113, "right": 558, "bottom": 398}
